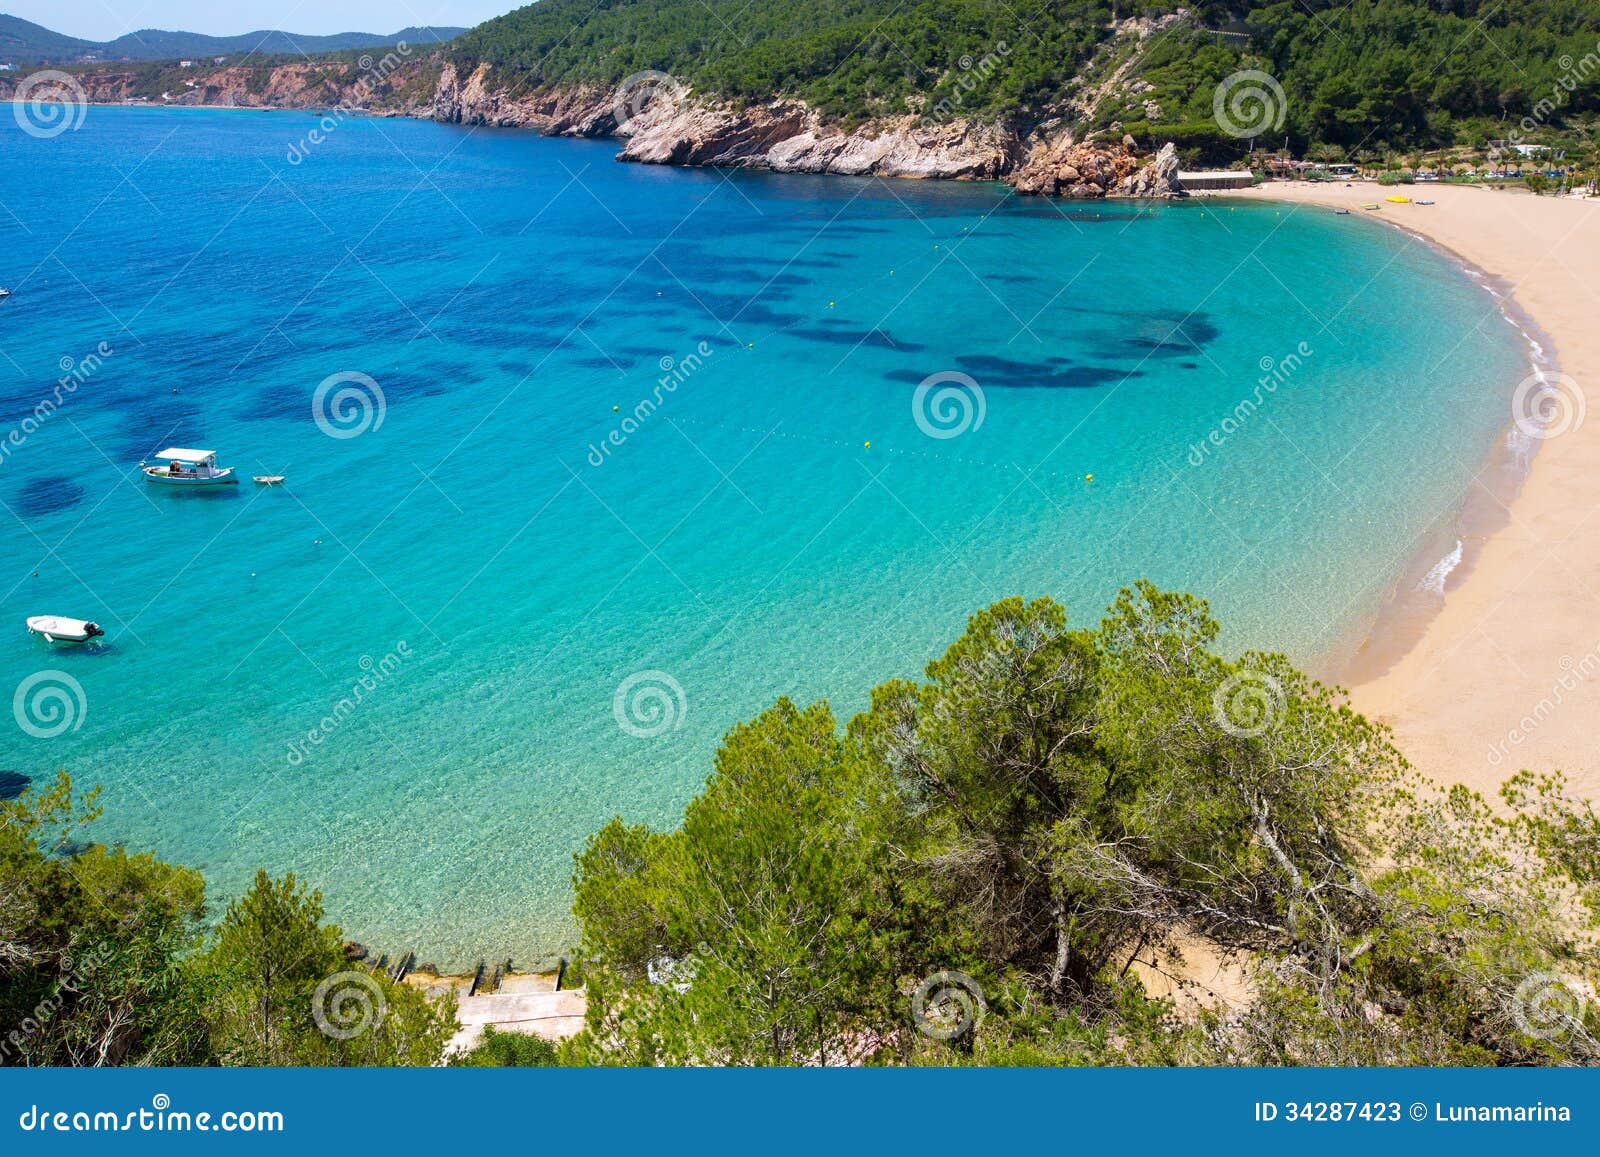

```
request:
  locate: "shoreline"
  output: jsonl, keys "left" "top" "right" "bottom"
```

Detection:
{"left": 1227, "top": 181, "right": 1600, "bottom": 801}
{"left": 29, "top": 101, "right": 1598, "bottom": 939}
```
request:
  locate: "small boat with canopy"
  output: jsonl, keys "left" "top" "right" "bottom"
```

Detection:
{"left": 141, "top": 448, "right": 238, "bottom": 487}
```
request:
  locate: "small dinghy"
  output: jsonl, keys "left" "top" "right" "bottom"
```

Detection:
{"left": 1333, "top": 208, "right": 1351, "bottom": 215}
{"left": 253, "top": 475, "right": 286, "bottom": 485}
{"left": 26, "top": 615, "right": 104, "bottom": 644}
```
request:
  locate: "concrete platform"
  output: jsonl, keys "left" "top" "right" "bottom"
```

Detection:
{"left": 446, "top": 988, "right": 587, "bottom": 1055}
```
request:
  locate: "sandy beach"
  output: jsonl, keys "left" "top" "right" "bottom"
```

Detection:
{"left": 1226, "top": 181, "right": 1600, "bottom": 801}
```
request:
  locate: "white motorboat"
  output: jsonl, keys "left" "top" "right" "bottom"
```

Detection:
{"left": 141, "top": 448, "right": 238, "bottom": 486}
{"left": 26, "top": 615, "right": 104, "bottom": 644}
{"left": 253, "top": 474, "right": 286, "bottom": 485}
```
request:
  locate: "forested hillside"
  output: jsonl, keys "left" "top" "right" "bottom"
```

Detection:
{"left": 448, "top": 0, "right": 1600, "bottom": 153}
{"left": 0, "top": 14, "right": 462, "bottom": 63}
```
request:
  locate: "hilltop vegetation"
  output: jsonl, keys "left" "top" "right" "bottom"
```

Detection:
{"left": 566, "top": 585, "right": 1600, "bottom": 1065}
{"left": 449, "top": 0, "right": 1600, "bottom": 156}
{"left": 0, "top": 14, "right": 463, "bottom": 63}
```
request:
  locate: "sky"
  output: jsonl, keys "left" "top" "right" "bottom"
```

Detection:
{"left": 2, "top": 1, "right": 521, "bottom": 39}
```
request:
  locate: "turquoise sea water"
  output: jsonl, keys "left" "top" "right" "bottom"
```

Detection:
{"left": 1, "top": 108, "right": 1526, "bottom": 966}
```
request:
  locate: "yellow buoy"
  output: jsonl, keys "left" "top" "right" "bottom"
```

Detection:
{"left": 864, "top": 441, "right": 872, "bottom": 450}
{"left": 1085, "top": 473, "right": 1094, "bottom": 483}
{"left": 828, "top": 301, "right": 835, "bottom": 308}
{"left": 612, "top": 405, "right": 620, "bottom": 412}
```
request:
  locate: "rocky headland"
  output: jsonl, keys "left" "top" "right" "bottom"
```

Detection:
{"left": 4, "top": 55, "right": 1184, "bottom": 198}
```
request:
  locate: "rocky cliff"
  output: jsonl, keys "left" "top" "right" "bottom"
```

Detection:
{"left": 431, "top": 61, "right": 1180, "bottom": 196}
{"left": 0, "top": 55, "right": 440, "bottom": 116}
{"left": 6, "top": 54, "right": 1182, "bottom": 198}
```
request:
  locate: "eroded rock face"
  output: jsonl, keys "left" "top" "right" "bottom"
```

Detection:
{"left": 0, "top": 58, "right": 439, "bottom": 115}
{"left": 435, "top": 63, "right": 1017, "bottom": 180}
{"left": 1116, "top": 141, "right": 1182, "bottom": 197}
{"left": 620, "top": 100, "right": 1015, "bottom": 178}
{"left": 3, "top": 55, "right": 1185, "bottom": 199}
{"left": 432, "top": 62, "right": 616, "bottom": 134}
{"left": 1006, "top": 131, "right": 1181, "bottom": 199}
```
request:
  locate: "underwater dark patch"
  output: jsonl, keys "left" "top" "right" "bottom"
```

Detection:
{"left": 0, "top": 771, "right": 31, "bottom": 801}
{"left": 15, "top": 475, "right": 87, "bottom": 517}
{"left": 569, "top": 355, "right": 632, "bottom": 371}
{"left": 882, "top": 358, "right": 1139, "bottom": 390}
{"left": 791, "top": 326, "right": 924, "bottom": 352}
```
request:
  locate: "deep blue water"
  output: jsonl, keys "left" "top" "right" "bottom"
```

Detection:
{"left": 0, "top": 108, "right": 1526, "bottom": 965}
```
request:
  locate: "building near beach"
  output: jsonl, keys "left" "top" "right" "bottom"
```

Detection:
{"left": 1177, "top": 171, "right": 1255, "bottom": 190}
